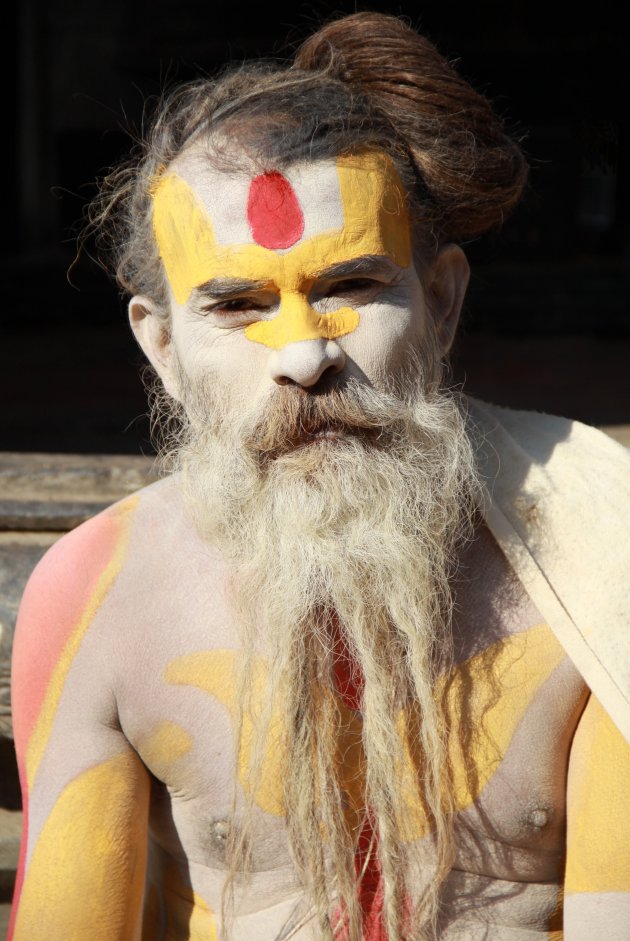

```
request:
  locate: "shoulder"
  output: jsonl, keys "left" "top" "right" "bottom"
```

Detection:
{"left": 17, "top": 492, "right": 139, "bottom": 624}
{"left": 465, "top": 398, "right": 630, "bottom": 744}
{"left": 465, "top": 396, "right": 629, "bottom": 459}
{"left": 464, "top": 396, "right": 630, "bottom": 508}
{"left": 464, "top": 395, "right": 630, "bottom": 555}
{"left": 13, "top": 478, "right": 184, "bottom": 661}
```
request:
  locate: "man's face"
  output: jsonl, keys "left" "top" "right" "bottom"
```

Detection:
{"left": 143, "top": 147, "right": 441, "bottom": 411}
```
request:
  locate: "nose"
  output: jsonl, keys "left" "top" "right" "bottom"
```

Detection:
{"left": 268, "top": 338, "right": 346, "bottom": 388}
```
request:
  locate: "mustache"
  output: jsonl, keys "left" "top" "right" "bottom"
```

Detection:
{"left": 241, "top": 381, "right": 415, "bottom": 464}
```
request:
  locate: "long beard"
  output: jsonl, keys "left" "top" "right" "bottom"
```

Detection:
{"left": 165, "top": 352, "right": 480, "bottom": 940}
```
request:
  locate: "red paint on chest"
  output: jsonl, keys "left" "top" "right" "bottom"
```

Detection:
{"left": 246, "top": 172, "right": 305, "bottom": 249}
{"left": 331, "top": 616, "right": 386, "bottom": 939}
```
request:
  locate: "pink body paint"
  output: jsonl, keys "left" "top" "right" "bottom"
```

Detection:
{"left": 8, "top": 503, "right": 133, "bottom": 940}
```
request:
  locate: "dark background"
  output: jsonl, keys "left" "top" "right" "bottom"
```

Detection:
{"left": 3, "top": 0, "right": 629, "bottom": 456}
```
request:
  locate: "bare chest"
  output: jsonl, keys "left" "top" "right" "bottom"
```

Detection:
{"left": 110, "top": 516, "right": 587, "bottom": 926}
{"left": 116, "top": 603, "right": 586, "bottom": 881}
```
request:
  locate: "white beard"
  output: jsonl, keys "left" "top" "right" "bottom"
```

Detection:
{"left": 166, "top": 352, "right": 480, "bottom": 941}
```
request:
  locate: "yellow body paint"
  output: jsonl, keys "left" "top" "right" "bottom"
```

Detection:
{"left": 13, "top": 751, "right": 149, "bottom": 941}
{"left": 565, "top": 694, "right": 630, "bottom": 893}
{"left": 165, "top": 651, "right": 286, "bottom": 816}
{"left": 166, "top": 624, "right": 564, "bottom": 842}
{"left": 336, "top": 622, "right": 565, "bottom": 841}
{"left": 395, "top": 621, "right": 565, "bottom": 840}
{"left": 143, "top": 867, "right": 219, "bottom": 941}
{"left": 141, "top": 884, "right": 162, "bottom": 941}
{"left": 148, "top": 863, "right": 219, "bottom": 941}
{"left": 138, "top": 719, "right": 193, "bottom": 781}
{"left": 151, "top": 153, "right": 411, "bottom": 349}
{"left": 449, "top": 623, "right": 564, "bottom": 802}
{"left": 25, "top": 497, "right": 138, "bottom": 791}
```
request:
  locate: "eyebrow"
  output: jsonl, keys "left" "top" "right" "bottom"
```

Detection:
{"left": 192, "top": 255, "right": 398, "bottom": 300}
{"left": 314, "top": 255, "right": 399, "bottom": 282}
{"left": 193, "top": 278, "right": 269, "bottom": 300}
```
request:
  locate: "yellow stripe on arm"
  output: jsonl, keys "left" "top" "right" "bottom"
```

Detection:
{"left": 565, "top": 693, "right": 630, "bottom": 896}
{"left": 13, "top": 750, "right": 150, "bottom": 941}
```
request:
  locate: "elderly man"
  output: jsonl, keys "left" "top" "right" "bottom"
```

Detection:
{"left": 9, "top": 12, "right": 630, "bottom": 941}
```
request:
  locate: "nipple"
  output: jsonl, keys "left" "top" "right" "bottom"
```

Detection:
{"left": 208, "top": 818, "right": 232, "bottom": 861}
{"left": 211, "top": 819, "right": 230, "bottom": 845}
{"left": 527, "top": 808, "right": 550, "bottom": 829}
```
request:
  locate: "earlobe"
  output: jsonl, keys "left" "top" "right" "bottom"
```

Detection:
{"left": 128, "top": 296, "right": 180, "bottom": 400}
{"left": 426, "top": 244, "right": 470, "bottom": 355}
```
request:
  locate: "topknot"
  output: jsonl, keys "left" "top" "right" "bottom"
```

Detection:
{"left": 294, "top": 12, "right": 528, "bottom": 241}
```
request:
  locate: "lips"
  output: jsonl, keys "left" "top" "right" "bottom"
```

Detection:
{"left": 283, "top": 423, "right": 348, "bottom": 453}
{"left": 264, "top": 420, "right": 382, "bottom": 464}
{"left": 244, "top": 387, "right": 389, "bottom": 466}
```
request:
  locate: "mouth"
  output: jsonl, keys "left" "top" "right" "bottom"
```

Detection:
{"left": 305, "top": 428, "right": 345, "bottom": 442}
{"left": 270, "top": 420, "right": 385, "bottom": 462}
{"left": 248, "top": 399, "right": 387, "bottom": 467}
{"left": 283, "top": 426, "right": 348, "bottom": 452}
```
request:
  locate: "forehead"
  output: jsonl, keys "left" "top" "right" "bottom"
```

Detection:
{"left": 169, "top": 147, "right": 348, "bottom": 249}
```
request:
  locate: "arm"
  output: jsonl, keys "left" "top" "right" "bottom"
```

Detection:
{"left": 564, "top": 692, "right": 630, "bottom": 940}
{"left": 9, "top": 500, "right": 151, "bottom": 941}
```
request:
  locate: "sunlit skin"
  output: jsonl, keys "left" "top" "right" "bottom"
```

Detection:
{"left": 10, "top": 151, "right": 630, "bottom": 940}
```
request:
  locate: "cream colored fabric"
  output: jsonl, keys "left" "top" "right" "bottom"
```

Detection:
{"left": 466, "top": 397, "right": 630, "bottom": 744}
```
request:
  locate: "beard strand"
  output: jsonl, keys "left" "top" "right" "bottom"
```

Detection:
{"left": 162, "top": 350, "right": 480, "bottom": 941}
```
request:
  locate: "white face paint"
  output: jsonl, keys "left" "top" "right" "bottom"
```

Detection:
{"left": 147, "top": 145, "right": 438, "bottom": 411}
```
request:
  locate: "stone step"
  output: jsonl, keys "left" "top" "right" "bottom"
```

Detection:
{"left": 0, "top": 808, "right": 22, "bottom": 904}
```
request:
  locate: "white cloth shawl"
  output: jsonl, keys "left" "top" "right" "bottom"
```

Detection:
{"left": 466, "top": 397, "right": 630, "bottom": 744}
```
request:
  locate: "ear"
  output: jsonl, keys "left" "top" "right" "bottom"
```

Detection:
{"left": 128, "top": 296, "right": 180, "bottom": 400}
{"left": 425, "top": 244, "right": 470, "bottom": 355}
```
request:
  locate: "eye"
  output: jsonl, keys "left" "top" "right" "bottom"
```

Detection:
{"left": 199, "top": 294, "right": 277, "bottom": 321}
{"left": 327, "top": 277, "right": 379, "bottom": 296}
{"left": 213, "top": 298, "right": 267, "bottom": 313}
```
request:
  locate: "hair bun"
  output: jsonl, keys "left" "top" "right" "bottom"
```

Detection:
{"left": 295, "top": 13, "right": 454, "bottom": 99}
{"left": 295, "top": 13, "right": 528, "bottom": 241}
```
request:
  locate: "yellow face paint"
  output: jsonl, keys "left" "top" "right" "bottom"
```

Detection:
{"left": 151, "top": 153, "right": 411, "bottom": 350}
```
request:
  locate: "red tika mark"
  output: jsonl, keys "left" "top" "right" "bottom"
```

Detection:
{"left": 246, "top": 171, "right": 305, "bottom": 249}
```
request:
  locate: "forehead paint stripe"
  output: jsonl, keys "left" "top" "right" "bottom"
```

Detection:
{"left": 152, "top": 173, "right": 220, "bottom": 305}
{"left": 247, "top": 172, "right": 305, "bottom": 249}
{"left": 335, "top": 152, "right": 411, "bottom": 270}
